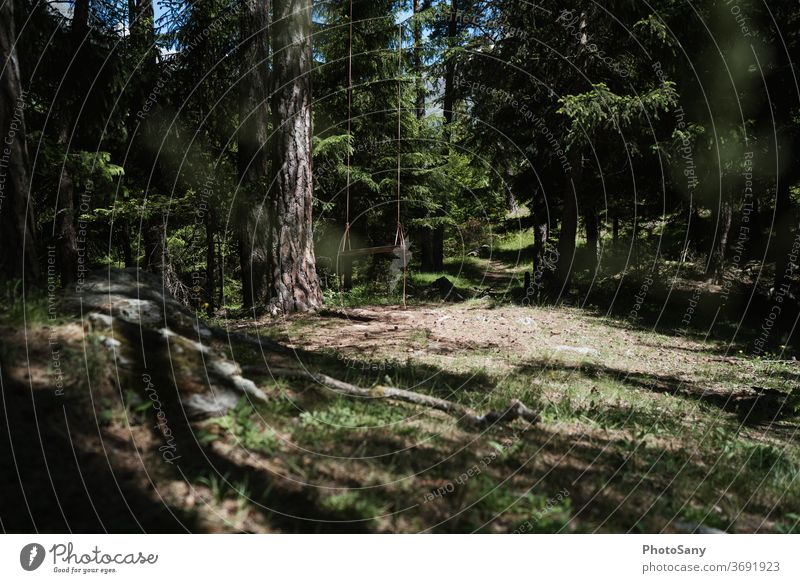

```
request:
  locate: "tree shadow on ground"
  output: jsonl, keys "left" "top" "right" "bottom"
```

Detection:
{"left": 116, "top": 321, "right": 377, "bottom": 533}
{"left": 515, "top": 356, "right": 799, "bottom": 427}
{"left": 0, "top": 366, "right": 202, "bottom": 533}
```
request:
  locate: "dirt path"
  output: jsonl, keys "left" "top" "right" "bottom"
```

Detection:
{"left": 268, "top": 303, "right": 724, "bottom": 382}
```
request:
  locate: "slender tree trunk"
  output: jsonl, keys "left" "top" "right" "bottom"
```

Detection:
{"left": 0, "top": 0, "right": 38, "bottom": 281}
{"left": 73, "top": 0, "right": 90, "bottom": 40}
{"left": 238, "top": 0, "right": 271, "bottom": 310}
{"left": 413, "top": 0, "right": 425, "bottom": 120}
{"left": 128, "top": 0, "right": 159, "bottom": 275}
{"left": 772, "top": 173, "right": 796, "bottom": 293}
{"left": 531, "top": 190, "right": 549, "bottom": 276}
{"left": 415, "top": 0, "right": 439, "bottom": 272}
{"left": 555, "top": 11, "right": 588, "bottom": 293}
{"left": 205, "top": 213, "right": 216, "bottom": 315}
{"left": 443, "top": 0, "right": 457, "bottom": 130}
{"left": 143, "top": 215, "right": 167, "bottom": 275}
{"left": 129, "top": 1, "right": 183, "bottom": 301}
{"left": 432, "top": 225, "right": 444, "bottom": 271}
{"left": 424, "top": 0, "right": 458, "bottom": 273}
{"left": 217, "top": 237, "right": 224, "bottom": 307}
{"left": 268, "top": 0, "right": 322, "bottom": 313}
{"left": 556, "top": 162, "right": 581, "bottom": 290}
{"left": 420, "top": 237, "right": 435, "bottom": 271}
{"left": 584, "top": 202, "right": 599, "bottom": 272}
{"left": 708, "top": 189, "right": 733, "bottom": 283}
{"left": 55, "top": 169, "right": 78, "bottom": 285}
{"left": 120, "top": 222, "right": 134, "bottom": 267}
{"left": 506, "top": 191, "right": 519, "bottom": 215}
{"left": 54, "top": 0, "right": 90, "bottom": 286}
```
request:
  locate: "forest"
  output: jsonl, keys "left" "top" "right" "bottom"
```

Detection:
{"left": 1, "top": 0, "right": 799, "bottom": 534}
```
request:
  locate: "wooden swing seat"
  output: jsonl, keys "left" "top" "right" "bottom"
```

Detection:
{"left": 338, "top": 244, "right": 407, "bottom": 259}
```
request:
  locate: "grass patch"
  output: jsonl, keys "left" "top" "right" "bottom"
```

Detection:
{"left": 0, "top": 280, "right": 60, "bottom": 326}
{"left": 410, "top": 271, "right": 474, "bottom": 291}
{"left": 318, "top": 491, "right": 388, "bottom": 521}
{"left": 197, "top": 399, "right": 278, "bottom": 454}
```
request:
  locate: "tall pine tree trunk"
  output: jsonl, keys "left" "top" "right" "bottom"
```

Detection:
{"left": 268, "top": 0, "right": 322, "bottom": 313}
{"left": 54, "top": 169, "right": 78, "bottom": 285}
{"left": 0, "top": 0, "right": 38, "bottom": 281}
{"left": 424, "top": 0, "right": 458, "bottom": 272}
{"left": 556, "top": 161, "right": 581, "bottom": 291}
{"left": 238, "top": 0, "right": 271, "bottom": 310}
{"left": 54, "top": 0, "right": 90, "bottom": 286}
{"left": 708, "top": 187, "right": 733, "bottom": 283}
{"left": 415, "top": 0, "right": 440, "bottom": 272}
{"left": 584, "top": 202, "right": 599, "bottom": 272}
{"left": 555, "top": 11, "right": 588, "bottom": 293}
{"left": 413, "top": 0, "right": 425, "bottom": 120}
{"left": 205, "top": 212, "right": 216, "bottom": 315}
{"left": 531, "top": 189, "right": 549, "bottom": 276}
{"left": 128, "top": 0, "right": 160, "bottom": 275}
{"left": 772, "top": 169, "right": 797, "bottom": 293}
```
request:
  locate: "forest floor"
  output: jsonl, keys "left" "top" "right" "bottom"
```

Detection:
{"left": 227, "top": 299, "right": 798, "bottom": 533}
{"left": 1, "top": 236, "right": 798, "bottom": 533}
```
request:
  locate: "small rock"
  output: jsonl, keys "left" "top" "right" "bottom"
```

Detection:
{"left": 183, "top": 391, "right": 240, "bottom": 418}
{"left": 101, "top": 336, "right": 121, "bottom": 349}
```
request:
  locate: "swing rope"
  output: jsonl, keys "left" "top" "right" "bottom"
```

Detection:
{"left": 339, "top": 1, "right": 407, "bottom": 308}
{"left": 341, "top": 0, "right": 354, "bottom": 254}
{"left": 396, "top": 23, "right": 407, "bottom": 308}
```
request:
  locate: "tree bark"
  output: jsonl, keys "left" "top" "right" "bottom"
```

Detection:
{"left": 127, "top": 0, "right": 157, "bottom": 273}
{"left": 73, "top": 0, "right": 90, "bottom": 40}
{"left": 54, "top": 0, "right": 91, "bottom": 286}
{"left": 531, "top": 189, "right": 549, "bottom": 276}
{"left": 431, "top": 223, "right": 444, "bottom": 271}
{"left": 238, "top": 0, "right": 271, "bottom": 310}
{"left": 443, "top": 0, "right": 458, "bottom": 129}
{"left": 708, "top": 189, "right": 733, "bottom": 283}
{"left": 416, "top": 0, "right": 439, "bottom": 272}
{"left": 143, "top": 215, "right": 167, "bottom": 275}
{"left": 205, "top": 212, "right": 216, "bottom": 315}
{"left": 0, "top": 0, "right": 38, "bottom": 281}
{"left": 584, "top": 201, "right": 599, "bottom": 273}
{"left": 55, "top": 170, "right": 78, "bottom": 285}
{"left": 119, "top": 221, "right": 134, "bottom": 267}
{"left": 413, "top": 0, "right": 425, "bottom": 120}
{"left": 748, "top": 195, "right": 762, "bottom": 260}
{"left": 268, "top": 0, "right": 323, "bottom": 313}
{"left": 555, "top": 12, "right": 588, "bottom": 293}
{"left": 772, "top": 174, "right": 796, "bottom": 293}
{"left": 556, "top": 165, "right": 580, "bottom": 291}
{"left": 423, "top": 0, "right": 458, "bottom": 273}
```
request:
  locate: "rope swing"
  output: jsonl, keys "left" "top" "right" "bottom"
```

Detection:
{"left": 337, "top": 1, "right": 408, "bottom": 308}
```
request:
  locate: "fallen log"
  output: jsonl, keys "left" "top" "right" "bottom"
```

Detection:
{"left": 243, "top": 365, "right": 540, "bottom": 428}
